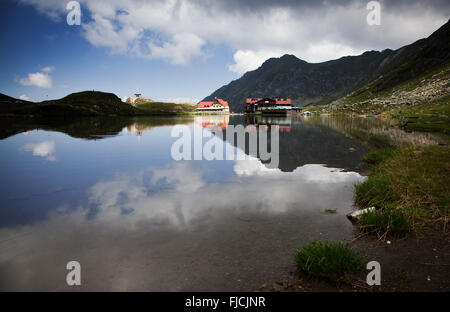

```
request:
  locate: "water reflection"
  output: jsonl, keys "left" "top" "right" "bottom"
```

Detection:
{"left": 196, "top": 115, "right": 230, "bottom": 130}
{"left": 0, "top": 115, "right": 372, "bottom": 291}
{"left": 0, "top": 161, "right": 363, "bottom": 291}
{"left": 0, "top": 116, "right": 195, "bottom": 140}
{"left": 223, "top": 115, "right": 370, "bottom": 172}
{"left": 22, "top": 140, "right": 56, "bottom": 161}
{"left": 304, "top": 115, "right": 447, "bottom": 146}
{"left": 86, "top": 162, "right": 364, "bottom": 228}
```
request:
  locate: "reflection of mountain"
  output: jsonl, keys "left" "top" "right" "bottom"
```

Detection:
{"left": 0, "top": 116, "right": 194, "bottom": 140}
{"left": 222, "top": 116, "right": 369, "bottom": 172}
{"left": 126, "top": 117, "right": 194, "bottom": 136}
{"left": 0, "top": 117, "right": 133, "bottom": 140}
{"left": 303, "top": 115, "right": 447, "bottom": 146}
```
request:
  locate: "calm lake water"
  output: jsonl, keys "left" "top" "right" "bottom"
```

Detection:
{"left": 0, "top": 115, "right": 374, "bottom": 291}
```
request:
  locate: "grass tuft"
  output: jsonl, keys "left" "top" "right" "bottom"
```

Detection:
{"left": 362, "top": 148, "right": 396, "bottom": 166}
{"left": 294, "top": 241, "right": 364, "bottom": 282}
{"left": 357, "top": 208, "right": 412, "bottom": 238}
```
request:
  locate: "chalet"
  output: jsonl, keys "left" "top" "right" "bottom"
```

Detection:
{"left": 197, "top": 97, "right": 230, "bottom": 113}
{"left": 245, "top": 98, "right": 292, "bottom": 114}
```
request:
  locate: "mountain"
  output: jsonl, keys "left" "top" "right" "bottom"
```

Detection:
{"left": 328, "top": 20, "right": 449, "bottom": 134}
{"left": 203, "top": 19, "right": 450, "bottom": 112}
{"left": 335, "top": 19, "right": 450, "bottom": 103}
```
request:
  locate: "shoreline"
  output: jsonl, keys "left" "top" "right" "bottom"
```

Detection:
{"left": 279, "top": 137, "right": 449, "bottom": 291}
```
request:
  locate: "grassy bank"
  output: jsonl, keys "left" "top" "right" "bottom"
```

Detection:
{"left": 292, "top": 119, "right": 449, "bottom": 284}
{"left": 292, "top": 144, "right": 449, "bottom": 284}
{"left": 393, "top": 94, "right": 450, "bottom": 134}
{"left": 294, "top": 241, "right": 364, "bottom": 282}
{"left": 355, "top": 146, "right": 449, "bottom": 239}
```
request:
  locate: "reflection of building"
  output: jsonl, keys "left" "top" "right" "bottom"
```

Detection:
{"left": 126, "top": 124, "right": 151, "bottom": 136}
{"left": 245, "top": 115, "right": 292, "bottom": 132}
{"left": 229, "top": 115, "right": 370, "bottom": 172}
{"left": 196, "top": 115, "right": 230, "bottom": 130}
{"left": 197, "top": 97, "right": 230, "bottom": 113}
{"left": 245, "top": 98, "right": 292, "bottom": 114}
{"left": 126, "top": 123, "right": 161, "bottom": 136}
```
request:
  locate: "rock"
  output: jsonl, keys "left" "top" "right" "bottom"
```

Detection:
{"left": 346, "top": 207, "right": 376, "bottom": 222}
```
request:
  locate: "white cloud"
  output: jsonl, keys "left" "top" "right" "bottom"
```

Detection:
{"left": 18, "top": 0, "right": 66, "bottom": 21}
{"left": 41, "top": 66, "right": 54, "bottom": 73}
{"left": 22, "top": 141, "right": 56, "bottom": 161}
{"left": 18, "top": 66, "right": 54, "bottom": 88}
{"left": 83, "top": 13, "right": 137, "bottom": 54}
{"left": 228, "top": 50, "right": 277, "bottom": 76}
{"left": 19, "top": 94, "right": 31, "bottom": 101}
{"left": 228, "top": 41, "right": 365, "bottom": 76}
{"left": 20, "top": 0, "right": 450, "bottom": 74}
{"left": 304, "top": 40, "right": 367, "bottom": 64}
{"left": 145, "top": 33, "right": 205, "bottom": 65}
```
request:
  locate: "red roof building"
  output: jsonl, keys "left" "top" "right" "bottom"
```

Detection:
{"left": 246, "top": 98, "right": 292, "bottom": 104}
{"left": 198, "top": 101, "right": 215, "bottom": 108}
{"left": 197, "top": 97, "right": 230, "bottom": 113}
{"left": 245, "top": 97, "right": 292, "bottom": 114}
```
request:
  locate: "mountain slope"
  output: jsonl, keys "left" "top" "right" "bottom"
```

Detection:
{"left": 328, "top": 19, "right": 450, "bottom": 132}
{"left": 0, "top": 91, "right": 198, "bottom": 117}
{"left": 204, "top": 19, "right": 450, "bottom": 112}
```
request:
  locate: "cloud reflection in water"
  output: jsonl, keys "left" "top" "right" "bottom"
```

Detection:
{"left": 22, "top": 140, "right": 56, "bottom": 161}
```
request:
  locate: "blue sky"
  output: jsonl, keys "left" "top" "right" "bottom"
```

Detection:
{"left": 0, "top": 0, "right": 237, "bottom": 103}
{"left": 1, "top": 0, "right": 448, "bottom": 103}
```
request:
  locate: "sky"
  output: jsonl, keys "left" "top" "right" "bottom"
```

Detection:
{"left": 0, "top": 0, "right": 449, "bottom": 103}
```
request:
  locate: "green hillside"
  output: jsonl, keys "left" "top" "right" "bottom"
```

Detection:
{"left": 0, "top": 91, "right": 196, "bottom": 117}
{"left": 0, "top": 91, "right": 142, "bottom": 117}
{"left": 134, "top": 100, "right": 196, "bottom": 114}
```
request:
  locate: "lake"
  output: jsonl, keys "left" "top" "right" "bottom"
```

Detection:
{"left": 0, "top": 115, "right": 379, "bottom": 290}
